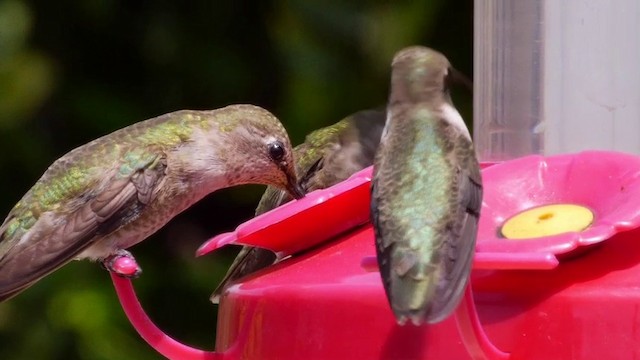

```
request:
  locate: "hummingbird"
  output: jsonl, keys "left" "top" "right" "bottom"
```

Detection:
{"left": 211, "top": 109, "right": 386, "bottom": 301}
{"left": 0, "top": 104, "right": 304, "bottom": 302}
{"left": 370, "top": 46, "right": 482, "bottom": 325}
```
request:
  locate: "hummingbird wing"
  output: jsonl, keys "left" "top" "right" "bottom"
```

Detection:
{"left": 427, "top": 142, "right": 482, "bottom": 322}
{"left": 0, "top": 151, "right": 167, "bottom": 301}
{"left": 371, "top": 110, "right": 482, "bottom": 325}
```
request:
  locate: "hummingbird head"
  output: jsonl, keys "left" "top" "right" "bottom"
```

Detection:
{"left": 389, "top": 46, "right": 456, "bottom": 105}
{"left": 215, "top": 105, "right": 305, "bottom": 200}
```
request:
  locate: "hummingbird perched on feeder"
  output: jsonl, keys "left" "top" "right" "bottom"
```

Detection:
{"left": 211, "top": 109, "right": 386, "bottom": 302}
{"left": 370, "top": 46, "right": 482, "bottom": 325}
{"left": 0, "top": 104, "right": 304, "bottom": 302}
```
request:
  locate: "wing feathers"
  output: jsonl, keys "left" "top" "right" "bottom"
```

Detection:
{"left": 0, "top": 153, "right": 167, "bottom": 300}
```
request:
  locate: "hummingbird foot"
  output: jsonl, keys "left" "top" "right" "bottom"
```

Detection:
{"left": 101, "top": 250, "right": 143, "bottom": 278}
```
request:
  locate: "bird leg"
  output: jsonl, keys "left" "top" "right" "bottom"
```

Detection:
{"left": 101, "top": 249, "right": 143, "bottom": 278}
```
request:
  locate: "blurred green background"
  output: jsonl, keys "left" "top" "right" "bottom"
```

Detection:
{"left": 0, "top": 1, "right": 472, "bottom": 359}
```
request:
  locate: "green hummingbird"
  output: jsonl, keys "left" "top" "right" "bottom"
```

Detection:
{"left": 211, "top": 109, "right": 386, "bottom": 301}
{"left": 370, "top": 46, "right": 482, "bottom": 325}
{"left": 0, "top": 104, "right": 304, "bottom": 301}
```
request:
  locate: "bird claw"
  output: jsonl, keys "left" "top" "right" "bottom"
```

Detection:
{"left": 102, "top": 250, "right": 143, "bottom": 278}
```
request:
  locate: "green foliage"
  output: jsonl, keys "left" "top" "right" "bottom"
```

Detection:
{"left": 0, "top": 0, "right": 472, "bottom": 358}
{"left": 0, "top": 0, "right": 54, "bottom": 128}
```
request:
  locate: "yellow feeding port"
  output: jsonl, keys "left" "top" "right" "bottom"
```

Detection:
{"left": 501, "top": 204, "right": 594, "bottom": 240}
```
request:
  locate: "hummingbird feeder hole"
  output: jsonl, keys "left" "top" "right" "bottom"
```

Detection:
{"left": 538, "top": 213, "right": 553, "bottom": 221}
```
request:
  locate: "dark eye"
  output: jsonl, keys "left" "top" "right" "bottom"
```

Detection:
{"left": 268, "top": 141, "right": 286, "bottom": 162}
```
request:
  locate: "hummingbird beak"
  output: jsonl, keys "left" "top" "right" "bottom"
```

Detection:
{"left": 448, "top": 67, "right": 473, "bottom": 92}
{"left": 276, "top": 161, "right": 305, "bottom": 200}
{"left": 283, "top": 167, "right": 305, "bottom": 200}
{"left": 287, "top": 179, "right": 305, "bottom": 200}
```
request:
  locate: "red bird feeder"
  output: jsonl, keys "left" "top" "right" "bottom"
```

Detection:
{"left": 113, "top": 151, "right": 640, "bottom": 359}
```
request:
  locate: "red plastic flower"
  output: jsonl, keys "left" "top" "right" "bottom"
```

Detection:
{"left": 477, "top": 151, "right": 640, "bottom": 264}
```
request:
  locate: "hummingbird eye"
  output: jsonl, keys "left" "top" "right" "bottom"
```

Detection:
{"left": 267, "top": 141, "right": 286, "bottom": 162}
